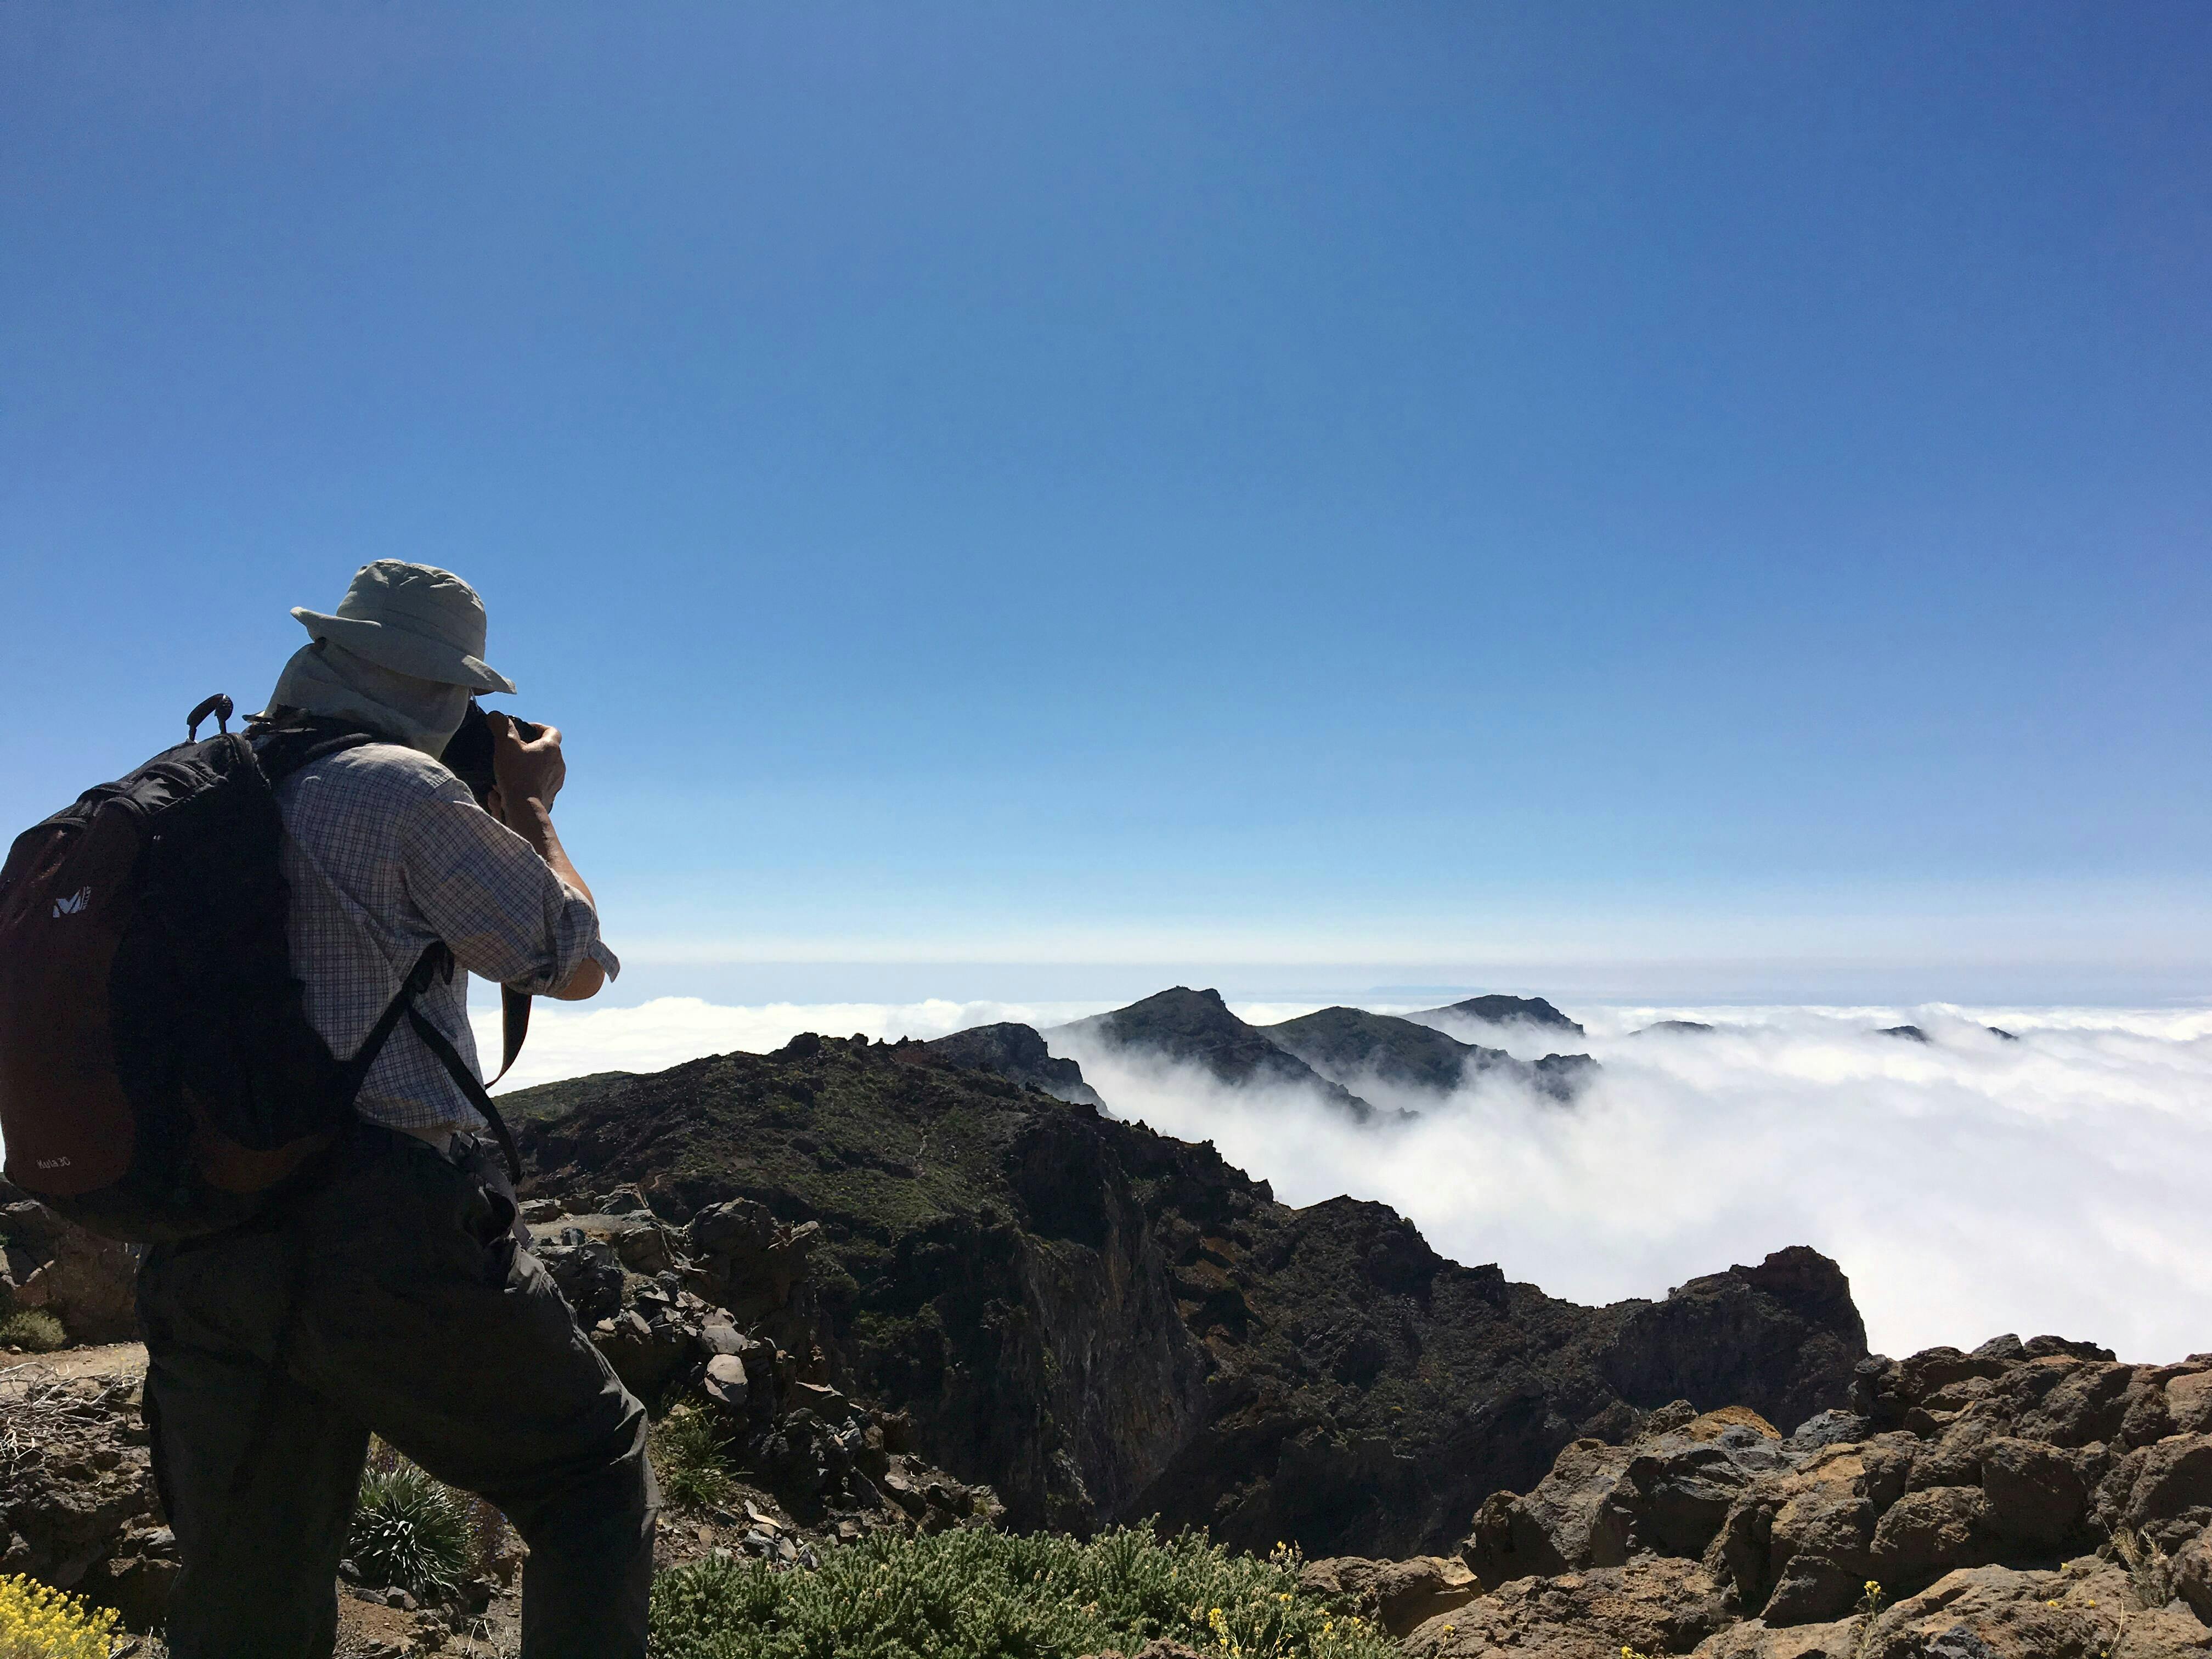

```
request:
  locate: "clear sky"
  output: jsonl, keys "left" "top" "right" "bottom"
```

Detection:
{"left": 5, "top": 2, "right": 2208, "bottom": 1006}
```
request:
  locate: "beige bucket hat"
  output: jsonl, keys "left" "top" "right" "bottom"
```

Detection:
{"left": 291, "top": 560, "right": 516, "bottom": 693}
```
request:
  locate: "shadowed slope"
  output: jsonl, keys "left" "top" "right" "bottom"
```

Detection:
{"left": 511, "top": 1037, "right": 1868, "bottom": 1558}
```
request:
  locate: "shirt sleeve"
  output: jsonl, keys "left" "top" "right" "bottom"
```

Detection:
{"left": 394, "top": 775, "right": 618, "bottom": 995}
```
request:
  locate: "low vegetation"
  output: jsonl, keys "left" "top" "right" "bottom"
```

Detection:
{"left": 348, "top": 1441, "right": 512, "bottom": 1598}
{"left": 0, "top": 1312, "right": 66, "bottom": 1354}
{"left": 0, "top": 1573, "right": 119, "bottom": 1659}
{"left": 649, "top": 1524, "right": 1400, "bottom": 1659}
{"left": 651, "top": 1406, "right": 739, "bottom": 1513}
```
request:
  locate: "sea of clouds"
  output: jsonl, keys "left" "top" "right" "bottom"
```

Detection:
{"left": 483, "top": 994, "right": 2212, "bottom": 1367}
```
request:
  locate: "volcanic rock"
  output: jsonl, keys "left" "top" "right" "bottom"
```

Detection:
{"left": 1403, "top": 1555, "right": 1736, "bottom": 1656}
{"left": 1298, "top": 1553, "right": 1481, "bottom": 1636}
{"left": 924, "top": 1023, "right": 1104, "bottom": 1108}
{"left": 0, "top": 1197, "right": 139, "bottom": 1344}
{"left": 511, "top": 1037, "right": 1866, "bottom": 1555}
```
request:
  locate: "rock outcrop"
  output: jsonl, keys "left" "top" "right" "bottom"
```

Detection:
{"left": 923, "top": 1022, "right": 1104, "bottom": 1107}
{"left": 0, "top": 1366, "right": 173, "bottom": 1630}
{"left": 1262, "top": 1006, "right": 1596, "bottom": 1103}
{"left": 1382, "top": 1334, "right": 2212, "bottom": 1657}
{"left": 1, "top": 1184, "right": 139, "bottom": 1344}
{"left": 513, "top": 1033, "right": 1867, "bottom": 1556}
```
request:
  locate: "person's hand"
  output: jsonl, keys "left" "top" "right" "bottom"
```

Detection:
{"left": 488, "top": 710, "right": 566, "bottom": 817}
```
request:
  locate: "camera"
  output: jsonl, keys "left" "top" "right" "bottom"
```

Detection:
{"left": 441, "top": 699, "right": 544, "bottom": 810}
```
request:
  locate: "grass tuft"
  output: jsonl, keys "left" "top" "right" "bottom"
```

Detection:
{"left": 350, "top": 1459, "right": 475, "bottom": 1596}
{"left": 650, "top": 1523, "right": 1401, "bottom": 1659}
{"left": 651, "top": 1407, "right": 739, "bottom": 1514}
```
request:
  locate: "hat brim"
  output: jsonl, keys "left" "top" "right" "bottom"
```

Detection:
{"left": 292, "top": 608, "right": 518, "bottom": 695}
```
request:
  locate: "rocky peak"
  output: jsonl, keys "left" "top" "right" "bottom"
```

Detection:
{"left": 922, "top": 1022, "right": 1104, "bottom": 1108}
{"left": 1054, "top": 987, "right": 1388, "bottom": 1121}
{"left": 1410, "top": 994, "right": 1587, "bottom": 1036}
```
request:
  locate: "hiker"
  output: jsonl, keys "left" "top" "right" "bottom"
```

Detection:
{"left": 133, "top": 562, "right": 658, "bottom": 1658}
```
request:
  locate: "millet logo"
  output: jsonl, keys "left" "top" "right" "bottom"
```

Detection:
{"left": 52, "top": 887, "right": 91, "bottom": 917}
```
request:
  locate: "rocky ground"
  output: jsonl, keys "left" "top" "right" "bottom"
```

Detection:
{"left": 0, "top": 1173, "right": 997, "bottom": 1656}
{"left": 1294, "top": 1335, "right": 2212, "bottom": 1656}
{"left": 10, "top": 1037, "right": 2207, "bottom": 1655}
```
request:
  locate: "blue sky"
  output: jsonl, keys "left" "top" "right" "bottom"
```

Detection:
{"left": 5, "top": 2, "right": 2208, "bottom": 1006}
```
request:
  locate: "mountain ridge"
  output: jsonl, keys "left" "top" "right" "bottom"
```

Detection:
{"left": 510, "top": 1034, "right": 1866, "bottom": 1557}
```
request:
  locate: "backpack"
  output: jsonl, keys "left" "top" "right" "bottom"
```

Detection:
{"left": 0, "top": 693, "right": 521, "bottom": 1242}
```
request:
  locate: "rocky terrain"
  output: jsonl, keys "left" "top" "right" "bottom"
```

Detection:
{"left": 16, "top": 1021, "right": 2196, "bottom": 1657}
{"left": 514, "top": 1030, "right": 1861, "bottom": 1555}
{"left": 1288, "top": 1335, "right": 2212, "bottom": 1655}
{"left": 0, "top": 1169, "right": 998, "bottom": 1652}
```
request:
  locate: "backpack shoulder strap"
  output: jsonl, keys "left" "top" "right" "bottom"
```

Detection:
{"left": 346, "top": 945, "right": 524, "bottom": 1183}
{"left": 252, "top": 719, "right": 383, "bottom": 787}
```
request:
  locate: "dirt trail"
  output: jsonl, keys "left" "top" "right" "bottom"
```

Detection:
{"left": 0, "top": 1340, "right": 148, "bottom": 1382}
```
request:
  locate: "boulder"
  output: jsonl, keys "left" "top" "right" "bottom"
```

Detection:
{"left": 1403, "top": 1556, "right": 1734, "bottom": 1657}
{"left": 590, "top": 1308, "right": 693, "bottom": 1400}
{"left": 1298, "top": 1554, "right": 1480, "bottom": 1637}
{"left": 1977, "top": 1435, "right": 2087, "bottom": 1551}
{"left": 1867, "top": 1485, "right": 1991, "bottom": 1585}
{"left": 701, "top": 1355, "right": 750, "bottom": 1416}
{"left": 2174, "top": 1526, "right": 2212, "bottom": 1626}
{"left": 2094, "top": 1433, "right": 2212, "bottom": 1551}
{"left": 0, "top": 1200, "right": 139, "bottom": 1344}
{"left": 1702, "top": 1436, "right": 1914, "bottom": 1623}
{"left": 1690, "top": 1618, "right": 1866, "bottom": 1657}
{"left": 1853, "top": 1560, "right": 2136, "bottom": 1659}
{"left": 534, "top": 1239, "right": 624, "bottom": 1324}
{"left": 1462, "top": 1409, "right": 1795, "bottom": 1585}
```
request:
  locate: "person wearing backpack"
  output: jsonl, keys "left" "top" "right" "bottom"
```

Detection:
{"left": 119, "top": 562, "right": 654, "bottom": 1657}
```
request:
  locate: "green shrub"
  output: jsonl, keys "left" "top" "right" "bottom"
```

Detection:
{"left": 650, "top": 1523, "right": 1399, "bottom": 1659}
{"left": 0, "top": 1311, "right": 66, "bottom": 1353}
{"left": 652, "top": 1407, "right": 738, "bottom": 1514}
{"left": 349, "top": 1462, "right": 473, "bottom": 1595}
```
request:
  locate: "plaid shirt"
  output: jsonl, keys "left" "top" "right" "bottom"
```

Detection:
{"left": 274, "top": 741, "right": 618, "bottom": 1133}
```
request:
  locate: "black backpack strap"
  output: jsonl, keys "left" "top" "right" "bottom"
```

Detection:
{"left": 407, "top": 997, "right": 524, "bottom": 1183}
{"left": 351, "top": 944, "right": 524, "bottom": 1183}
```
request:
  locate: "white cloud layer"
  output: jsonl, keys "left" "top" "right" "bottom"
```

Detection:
{"left": 483, "top": 995, "right": 2212, "bottom": 1367}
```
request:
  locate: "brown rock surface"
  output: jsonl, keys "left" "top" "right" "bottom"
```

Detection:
{"left": 1299, "top": 1553, "right": 1481, "bottom": 1636}
{"left": 0, "top": 1197, "right": 140, "bottom": 1344}
{"left": 1403, "top": 1555, "right": 1734, "bottom": 1657}
{"left": 1463, "top": 1408, "right": 1799, "bottom": 1586}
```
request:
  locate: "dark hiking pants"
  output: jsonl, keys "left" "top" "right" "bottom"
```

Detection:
{"left": 136, "top": 1122, "right": 659, "bottom": 1659}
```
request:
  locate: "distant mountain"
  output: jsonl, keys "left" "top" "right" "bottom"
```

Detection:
{"left": 924, "top": 1022, "right": 1104, "bottom": 1108}
{"left": 1055, "top": 987, "right": 1389, "bottom": 1122}
{"left": 1634, "top": 1020, "right": 1715, "bottom": 1036}
{"left": 1262, "top": 1006, "right": 1595, "bottom": 1103}
{"left": 1878, "top": 1022, "right": 2018, "bottom": 1045}
{"left": 1409, "top": 994, "right": 1587, "bottom": 1037}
